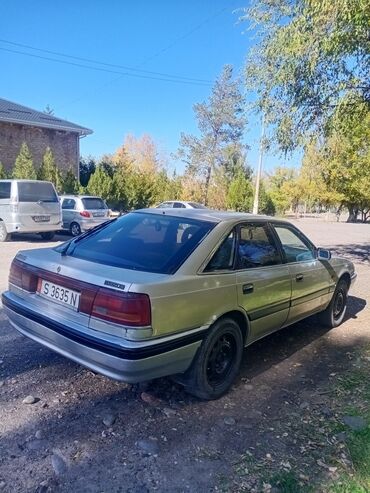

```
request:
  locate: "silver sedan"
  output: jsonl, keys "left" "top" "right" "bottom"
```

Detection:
{"left": 2, "top": 209, "right": 356, "bottom": 399}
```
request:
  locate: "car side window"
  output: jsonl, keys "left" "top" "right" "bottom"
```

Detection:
{"left": 204, "top": 230, "right": 236, "bottom": 272}
{"left": 273, "top": 225, "right": 315, "bottom": 262}
{"left": 173, "top": 202, "right": 186, "bottom": 208}
{"left": 62, "top": 199, "right": 76, "bottom": 210}
{"left": 0, "top": 182, "right": 11, "bottom": 199}
{"left": 236, "top": 224, "right": 281, "bottom": 269}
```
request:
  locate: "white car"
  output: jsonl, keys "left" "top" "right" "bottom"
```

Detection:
{"left": 156, "top": 200, "right": 207, "bottom": 209}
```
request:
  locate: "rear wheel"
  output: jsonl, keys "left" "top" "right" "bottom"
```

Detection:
{"left": 183, "top": 318, "right": 243, "bottom": 400}
{"left": 319, "top": 278, "right": 349, "bottom": 328}
{"left": 70, "top": 222, "right": 81, "bottom": 237}
{"left": 0, "top": 221, "right": 9, "bottom": 242}
{"left": 40, "top": 231, "right": 55, "bottom": 241}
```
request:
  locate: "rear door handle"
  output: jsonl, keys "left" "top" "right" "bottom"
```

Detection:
{"left": 242, "top": 283, "right": 254, "bottom": 294}
{"left": 296, "top": 274, "right": 304, "bottom": 282}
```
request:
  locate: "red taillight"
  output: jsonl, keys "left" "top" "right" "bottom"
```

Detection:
{"left": 9, "top": 260, "right": 38, "bottom": 292}
{"left": 91, "top": 288, "right": 151, "bottom": 327}
{"left": 80, "top": 210, "right": 91, "bottom": 218}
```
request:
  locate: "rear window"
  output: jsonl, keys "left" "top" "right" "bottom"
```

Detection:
{"left": 0, "top": 182, "right": 11, "bottom": 199}
{"left": 18, "top": 182, "right": 58, "bottom": 202}
{"left": 82, "top": 197, "right": 106, "bottom": 210}
{"left": 65, "top": 212, "right": 215, "bottom": 274}
{"left": 189, "top": 202, "right": 207, "bottom": 209}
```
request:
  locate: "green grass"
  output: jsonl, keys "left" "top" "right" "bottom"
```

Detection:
{"left": 268, "top": 471, "right": 313, "bottom": 493}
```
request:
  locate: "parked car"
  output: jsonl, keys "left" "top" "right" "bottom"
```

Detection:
{"left": 0, "top": 179, "right": 62, "bottom": 242}
{"left": 2, "top": 209, "right": 356, "bottom": 399}
{"left": 156, "top": 200, "right": 207, "bottom": 209}
{"left": 60, "top": 195, "right": 110, "bottom": 236}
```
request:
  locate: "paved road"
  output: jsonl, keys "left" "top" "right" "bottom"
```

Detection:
{"left": 0, "top": 221, "right": 369, "bottom": 492}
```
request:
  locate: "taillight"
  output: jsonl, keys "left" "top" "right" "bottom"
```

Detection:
{"left": 91, "top": 288, "right": 151, "bottom": 327}
{"left": 80, "top": 210, "right": 91, "bottom": 218}
{"left": 9, "top": 260, "right": 38, "bottom": 292}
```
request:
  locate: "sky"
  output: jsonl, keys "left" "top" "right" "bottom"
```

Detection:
{"left": 0, "top": 0, "right": 299, "bottom": 175}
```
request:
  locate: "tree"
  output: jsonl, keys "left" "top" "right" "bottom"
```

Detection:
{"left": 316, "top": 100, "right": 370, "bottom": 222}
{"left": 38, "top": 147, "right": 62, "bottom": 190}
{"left": 241, "top": 0, "right": 370, "bottom": 152}
{"left": 62, "top": 167, "right": 79, "bottom": 194}
{"left": 86, "top": 166, "right": 114, "bottom": 201}
{"left": 226, "top": 170, "right": 253, "bottom": 212}
{"left": 178, "top": 65, "right": 247, "bottom": 204}
{"left": 12, "top": 142, "right": 37, "bottom": 180}
{"left": 79, "top": 156, "right": 96, "bottom": 187}
{"left": 0, "top": 162, "right": 7, "bottom": 179}
{"left": 123, "top": 134, "right": 162, "bottom": 174}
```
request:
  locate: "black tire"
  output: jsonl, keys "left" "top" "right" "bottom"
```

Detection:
{"left": 0, "top": 221, "right": 9, "bottom": 242}
{"left": 70, "top": 222, "right": 81, "bottom": 237}
{"left": 319, "top": 278, "right": 349, "bottom": 328}
{"left": 40, "top": 231, "right": 55, "bottom": 241}
{"left": 183, "top": 317, "right": 243, "bottom": 400}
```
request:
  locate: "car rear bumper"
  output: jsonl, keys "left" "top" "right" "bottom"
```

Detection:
{"left": 79, "top": 218, "right": 109, "bottom": 232}
{"left": 2, "top": 291, "right": 202, "bottom": 383}
{"left": 6, "top": 222, "right": 62, "bottom": 233}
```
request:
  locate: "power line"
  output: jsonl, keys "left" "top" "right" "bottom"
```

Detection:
{"left": 0, "top": 46, "right": 211, "bottom": 86}
{"left": 0, "top": 38, "right": 211, "bottom": 84}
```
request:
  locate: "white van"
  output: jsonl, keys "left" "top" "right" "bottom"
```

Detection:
{"left": 0, "top": 180, "right": 62, "bottom": 242}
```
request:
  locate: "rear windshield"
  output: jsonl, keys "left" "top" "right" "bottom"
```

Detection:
{"left": 18, "top": 182, "right": 58, "bottom": 203}
{"left": 65, "top": 212, "right": 215, "bottom": 274}
{"left": 188, "top": 202, "right": 207, "bottom": 209}
{"left": 82, "top": 197, "right": 106, "bottom": 210}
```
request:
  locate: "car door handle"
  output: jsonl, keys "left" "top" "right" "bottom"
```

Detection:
{"left": 242, "top": 283, "right": 254, "bottom": 294}
{"left": 296, "top": 274, "right": 304, "bottom": 282}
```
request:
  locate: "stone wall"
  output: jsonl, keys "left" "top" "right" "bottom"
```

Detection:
{"left": 0, "top": 122, "right": 79, "bottom": 175}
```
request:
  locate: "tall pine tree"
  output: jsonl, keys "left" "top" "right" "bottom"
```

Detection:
{"left": 12, "top": 142, "right": 37, "bottom": 180}
{"left": 38, "top": 147, "right": 62, "bottom": 190}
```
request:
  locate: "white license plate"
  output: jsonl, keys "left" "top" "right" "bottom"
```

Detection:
{"left": 93, "top": 212, "right": 105, "bottom": 217}
{"left": 33, "top": 215, "right": 50, "bottom": 223}
{"left": 39, "top": 280, "right": 80, "bottom": 310}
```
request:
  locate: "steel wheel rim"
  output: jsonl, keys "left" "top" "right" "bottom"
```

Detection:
{"left": 206, "top": 333, "right": 237, "bottom": 386}
{"left": 333, "top": 289, "right": 346, "bottom": 320}
{"left": 71, "top": 224, "right": 80, "bottom": 236}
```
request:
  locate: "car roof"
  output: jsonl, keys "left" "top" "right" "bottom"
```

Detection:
{"left": 60, "top": 195, "right": 102, "bottom": 199}
{"left": 136, "top": 208, "right": 289, "bottom": 225}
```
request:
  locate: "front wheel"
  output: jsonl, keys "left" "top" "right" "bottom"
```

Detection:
{"left": 0, "top": 221, "right": 10, "bottom": 242}
{"left": 183, "top": 318, "right": 243, "bottom": 400}
{"left": 40, "top": 231, "right": 55, "bottom": 241}
{"left": 319, "top": 278, "right": 349, "bottom": 328}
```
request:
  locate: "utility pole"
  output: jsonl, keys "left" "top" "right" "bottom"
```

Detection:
{"left": 252, "top": 114, "right": 265, "bottom": 214}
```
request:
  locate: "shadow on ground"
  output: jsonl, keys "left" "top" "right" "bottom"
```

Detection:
{"left": 330, "top": 243, "right": 370, "bottom": 263}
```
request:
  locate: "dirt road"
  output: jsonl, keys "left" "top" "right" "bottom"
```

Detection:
{"left": 0, "top": 221, "right": 369, "bottom": 492}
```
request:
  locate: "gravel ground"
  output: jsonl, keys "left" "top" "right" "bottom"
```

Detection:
{"left": 0, "top": 221, "right": 369, "bottom": 492}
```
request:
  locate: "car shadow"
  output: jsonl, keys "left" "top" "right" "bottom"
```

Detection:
{"left": 330, "top": 243, "right": 370, "bottom": 263}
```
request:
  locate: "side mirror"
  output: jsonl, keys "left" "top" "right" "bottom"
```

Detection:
{"left": 317, "top": 248, "right": 331, "bottom": 261}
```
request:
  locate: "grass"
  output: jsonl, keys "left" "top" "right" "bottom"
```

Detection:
{"left": 268, "top": 471, "right": 313, "bottom": 493}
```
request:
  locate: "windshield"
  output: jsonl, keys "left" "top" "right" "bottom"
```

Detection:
{"left": 64, "top": 212, "right": 215, "bottom": 274}
{"left": 82, "top": 197, "right": 107, "bottom": 210}
{"left": 189, "top": 202, "right": 207, "bottom": 209}
{"left": 18, "top": 182, "right": 58, "bottom": 202}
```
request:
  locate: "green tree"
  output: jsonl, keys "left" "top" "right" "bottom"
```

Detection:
{"left": 38, "top": 147, "right": 62, "bottom": 190}
{"left": 178, "top": 65, "right": 247, "bottom": 204}
{"left": 62, "top": 167, "right": 79, "bottom": 194}
{"left": 0, "top": 162, "right": 7, "bottom": 179}
{"left": 12, "top": 142, "right": 37, "bottom": 180}
{"left": 86, "top": 166, "right": 114, "bottom": 201}
{"left": 226, "top": 171, "right": 253, "bottom": 212}
{"left": 79, "top": 156, "right": 96, "bottom": 187}
{"left": 241, "top": 0, "right": 370, "bottom": 152}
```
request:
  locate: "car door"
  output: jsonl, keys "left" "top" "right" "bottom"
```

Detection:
{"left": 271, "top": 223, "right": 332, "bottom": 324}
{"left": 235, "top": 222, "right": 292, "bottom": 342}
{"left": 61, "top": 198, "right": 76, "bottom": 229}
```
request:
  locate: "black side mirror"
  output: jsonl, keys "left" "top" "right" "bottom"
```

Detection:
{"left": 317, "top": 248, "right": 331, "bottom": 261}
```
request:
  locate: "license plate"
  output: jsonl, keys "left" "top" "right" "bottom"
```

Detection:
{"left": 38, "top": 280, "right": 80, "bottom": 310}
{"left": 93, "top": 212, "right": 105, "bottom": 217}
{"left": 33, "top": 215, "right": 50, "bottom": 223}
